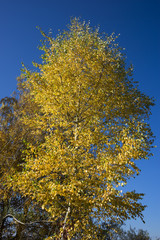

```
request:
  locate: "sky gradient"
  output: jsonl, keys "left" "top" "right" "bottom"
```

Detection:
{"left": 0, "top": 0, "right": 159, "bottom": 239}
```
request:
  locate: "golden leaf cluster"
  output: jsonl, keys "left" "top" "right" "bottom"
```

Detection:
{"left": 0, "top": 18, "right": 154, "bottom": 239}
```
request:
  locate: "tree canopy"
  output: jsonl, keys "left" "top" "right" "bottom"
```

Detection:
{"left": 0, "top": 18, "right": 154, "bottom": 239}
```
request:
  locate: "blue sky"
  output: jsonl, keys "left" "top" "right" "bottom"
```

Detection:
{"left": 0, "top": 0, "right": 159, "bottom": 238}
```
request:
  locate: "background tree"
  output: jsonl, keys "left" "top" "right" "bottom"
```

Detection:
{"left": 115, "top": 227, "right": 152, "bottom": 240}
{"left": 3, "top": 18, "right": 154, "bottom": 239}
{"left": 0, "top": 78, "right": 53, "bottom": 239}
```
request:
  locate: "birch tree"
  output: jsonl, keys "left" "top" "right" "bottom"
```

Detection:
{"left": 9, "top": 19, "right": 154, "bottom": 239}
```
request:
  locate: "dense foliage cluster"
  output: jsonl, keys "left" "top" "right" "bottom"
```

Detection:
{"left": 0, "top": 19, "right": 154, "bottom": 239}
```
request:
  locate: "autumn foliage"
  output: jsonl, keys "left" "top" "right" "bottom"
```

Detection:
{"left": 0, "top": 19, "right": 154, "bottom": 239}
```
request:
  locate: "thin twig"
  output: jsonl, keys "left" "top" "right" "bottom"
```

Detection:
{"left": 2, "top": 214, "right": 55, "bottom": 226}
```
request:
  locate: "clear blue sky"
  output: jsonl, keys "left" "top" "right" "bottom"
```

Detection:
{"left": 0, "top": 0, "right": 159, "bottom": 238}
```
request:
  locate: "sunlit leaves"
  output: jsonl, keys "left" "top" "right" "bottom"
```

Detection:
{"left": 7, "top": 18, "right": 154, "bottom": 239}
